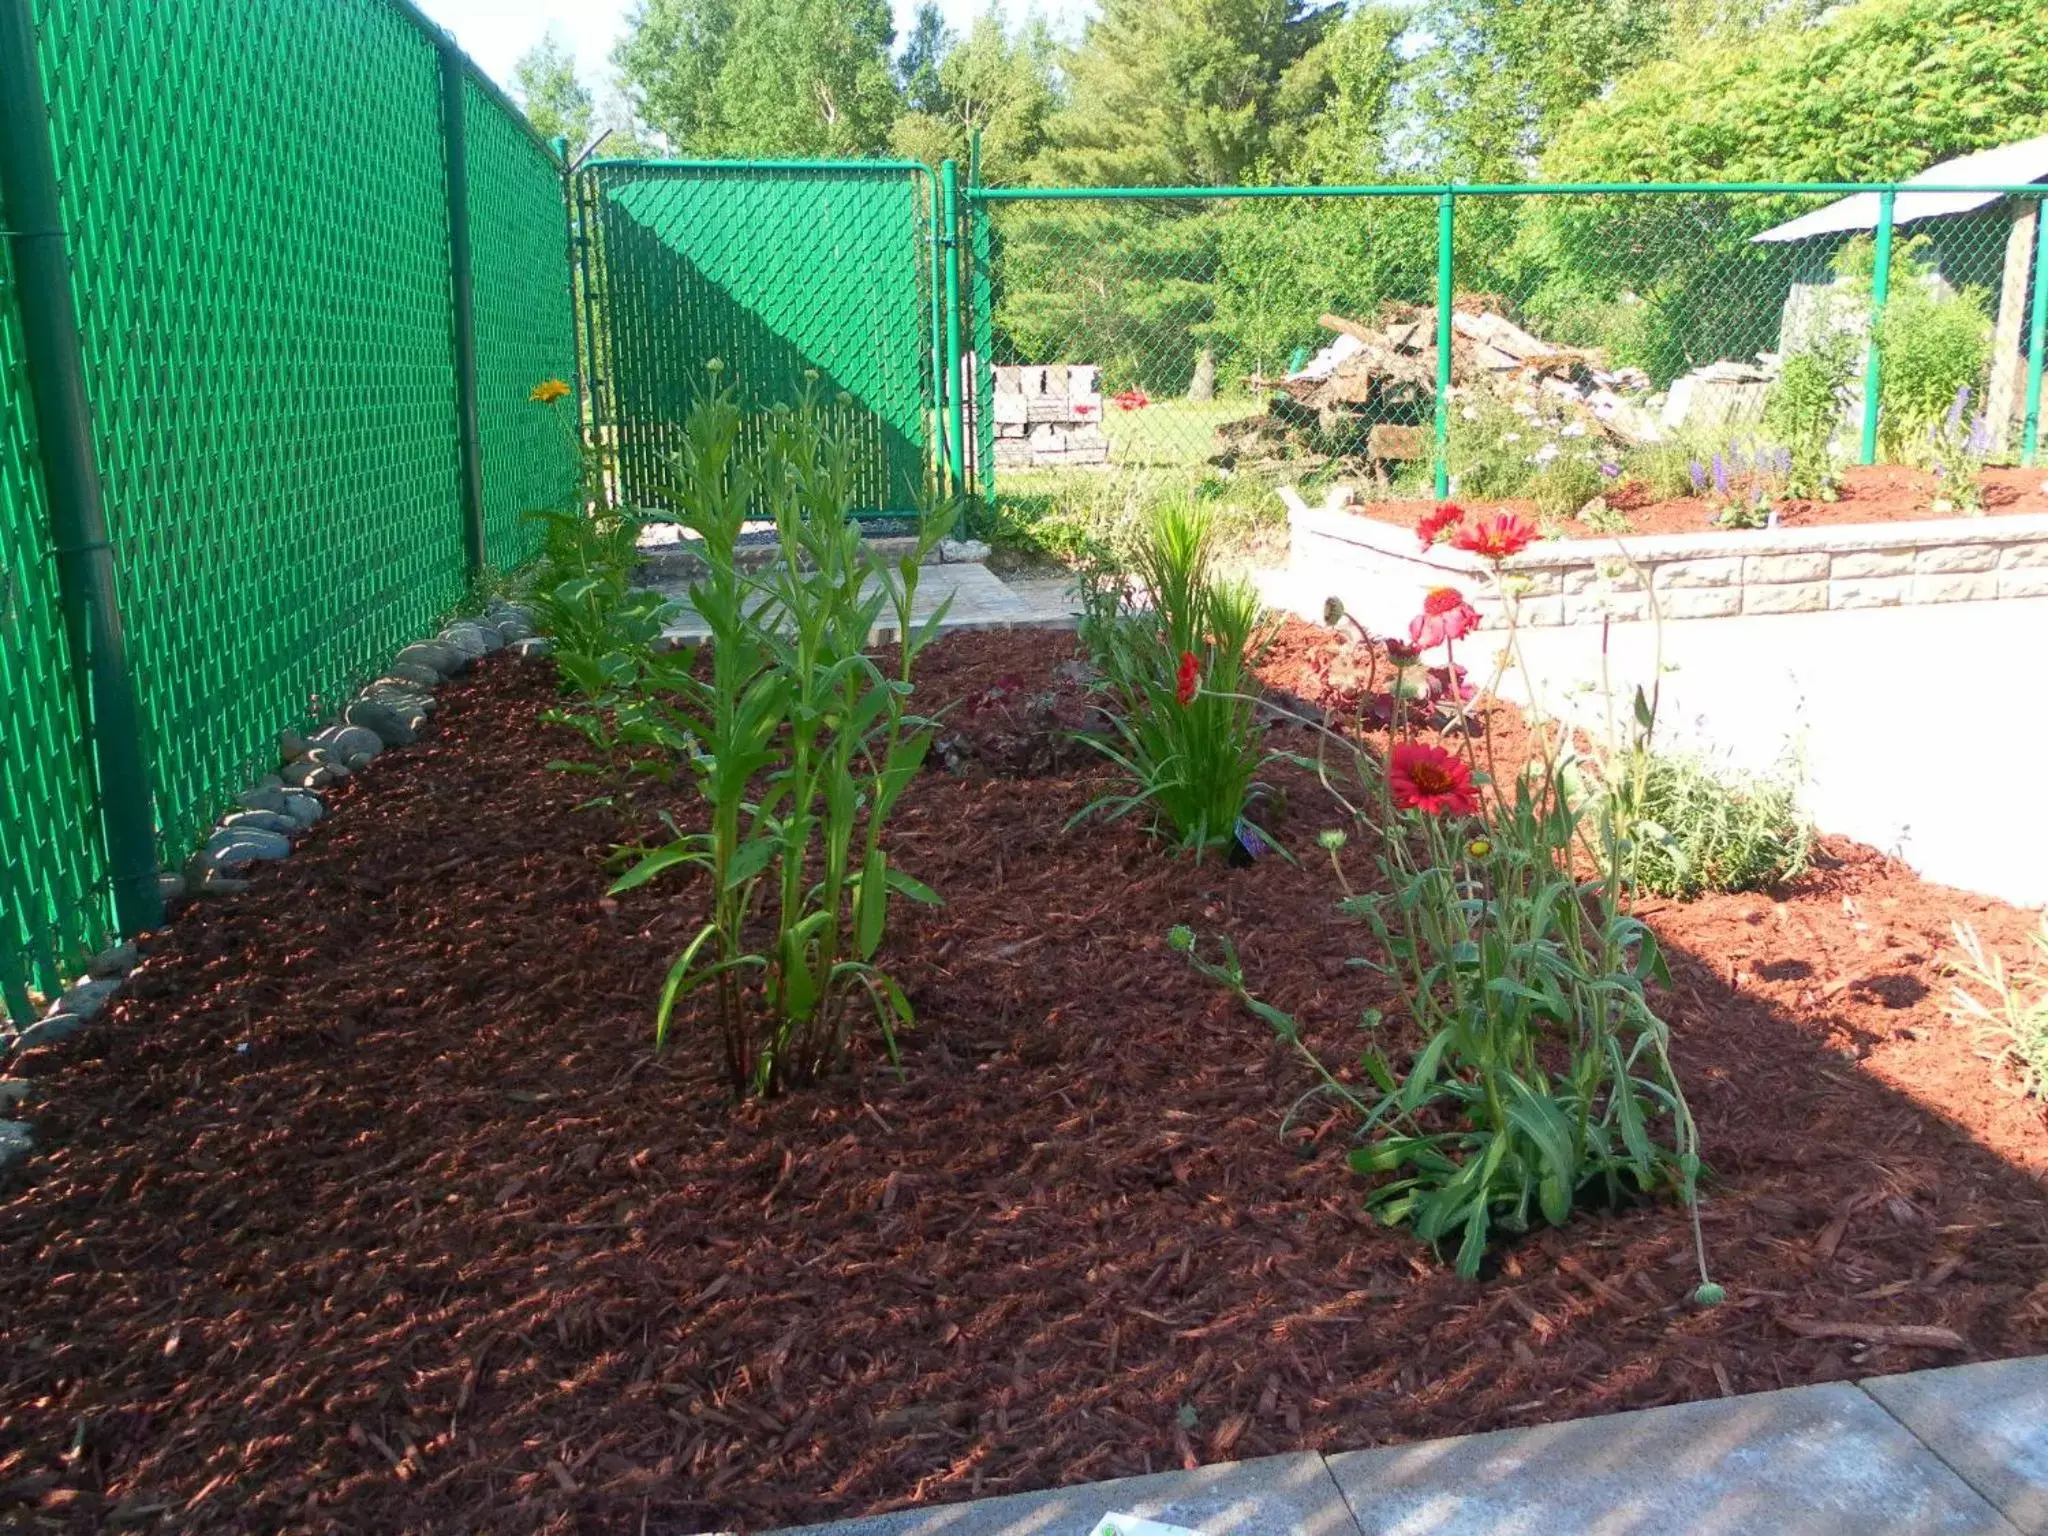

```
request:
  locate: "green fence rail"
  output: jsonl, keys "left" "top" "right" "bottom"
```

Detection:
{"left": 1, "top": 0, "right": 576, "bottom": 1029}
{"left": 963, "top": 180, "right": 2048, "bottom": 506}
{"left": 574, "top": 160, "right": 940, "bottom": 517}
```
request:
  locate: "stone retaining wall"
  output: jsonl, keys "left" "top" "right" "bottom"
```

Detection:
{"left": 1286, "top": 497, "right": 2048, "bottom": 633}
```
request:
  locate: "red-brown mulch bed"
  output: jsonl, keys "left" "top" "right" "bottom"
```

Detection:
{"left": 2, "top": 626, "right": 2045, "bottom": 1534}
{"left": 1360, "top": 463, "right": 2048, "bottom": 539}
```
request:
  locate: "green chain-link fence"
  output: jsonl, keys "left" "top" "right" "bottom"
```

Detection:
{"left": 1, "top": 0, "right": 576, "bottom": 1028}
{"left": 575, "top": 160, "right": 940, "bottom": 517}
{"left": 965, "top": 182, "right": 2047, "bottom": 511}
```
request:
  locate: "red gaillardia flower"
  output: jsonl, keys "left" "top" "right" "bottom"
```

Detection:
{"left": 1416, "top": 501, "right": 1466, "bottom": 550}
{"left": 1175, "top": 650, "right": 1200, "bottom": 706}
{"left": 1408, "top": 586, "right": 1479, "bottom": 650}
{"left": 1450, "top": 510, "right": 1537, "bottom": 561}
{"left": 1387, "top": 742, "right": 1479, "bottom": 817}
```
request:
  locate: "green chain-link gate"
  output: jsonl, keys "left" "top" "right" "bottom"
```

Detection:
{"left": 573, "top": 160, "right": 941, "bottom": 517}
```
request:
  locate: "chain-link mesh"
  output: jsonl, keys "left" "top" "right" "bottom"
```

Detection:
{"left": 1, "top": 226, "right": 114, "bottom": 1023}
{"left": 577, "top": 162, "right": 938, "bottom": 515}
{"left": 3, "top": 0, "right": 574, "bottom": 1022}
{"left": 971, "top": 188, "right": 2043, "bottom": 505}
{"left": 467, "top": 75, "right": 580, "bottom": 570}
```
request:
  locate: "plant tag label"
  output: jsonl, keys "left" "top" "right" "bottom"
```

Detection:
{"left": 1088, "top": 1517, "right": 1202, "bottom": 1536}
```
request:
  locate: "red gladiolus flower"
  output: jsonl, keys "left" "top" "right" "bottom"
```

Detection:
{"left": 1450, "top": 511, "right": 1537, "bottom": 561}
{"left": 1387, "top": 742, "right": 1479, "bottom": 817}
{"left": 1416, "top": 501, "right": 1466, "bottom": 550}
{"left": 1175, "top": 650, "right": 1200, "bottom": 706}
{"left": 1408, "top": 586, "right": 1479, "bottom": 650}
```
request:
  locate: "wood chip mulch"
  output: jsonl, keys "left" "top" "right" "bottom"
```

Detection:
{"left": 2, "top": 623, "right": 2043, "bottom": 1533}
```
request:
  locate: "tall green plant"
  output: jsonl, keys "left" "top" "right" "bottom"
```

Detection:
{"left": 1076, "top": 496, "right": 1275, "bottom": 858}
{"left": 613, "top": 380, "right": 956, "bottom": 1097}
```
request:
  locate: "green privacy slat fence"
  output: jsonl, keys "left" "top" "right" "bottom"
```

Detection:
{"left": 965, "top": 182, "right": 2047, "bottom": 498}
{"left": 575, "top": 161, "right": 938, "bottom": 516}
{"left": 0, "top": 226, "right": 113, "bottom": 1022}
{"left": 466, "top": 73, "right": 581, "bottom": 569}
{"left": 1, "top": 0, "right": 574, "bottom": 1027}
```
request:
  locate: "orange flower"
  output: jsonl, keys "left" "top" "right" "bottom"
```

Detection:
{"left": 1408, "top": 586, "right": 1478, "bottom": 650}
{"left": 529, "top": 378, "right": 572, "bottom": 405}
{"left": 1388, "top": 742, "right": 1478, "bottom": 817}
{"left": 1449, "top": 511, "right": 1536, "bottom": 561}
{"left": 1416, "top": 501, "right": 1466, "bottom": 550}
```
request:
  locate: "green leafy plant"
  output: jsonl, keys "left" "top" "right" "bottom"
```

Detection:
{"left": 1836, "top": 235, "right": 1993, "bottom": 458}
{"left": 613, "top": 379, "right": 956, "bottom": 1097}
{"left": 1618, "top": 749, "right": 1810, "bottom": 900}
{"left": 1174, "top": 512, "right": 1714, "bottom": 1291}
{"left": 1925, "top": 385, "right": 1993, "bottom": 514}
{"left": 1763, "top": 334, "right": 1855, "bottom": 501}
{"left": 1075, "top": 495, "right": 1276, "bottom": 858}
{"left": 1946, "top": 916, "right": 2048, "bottom": 1103}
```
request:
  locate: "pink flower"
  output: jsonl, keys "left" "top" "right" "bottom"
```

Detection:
{"left": 1408, "top": 586, "right": 1479, "bottom": 650}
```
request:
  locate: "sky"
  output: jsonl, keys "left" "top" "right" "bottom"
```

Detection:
{"left": 413, "top": 0, "right": 1092, "bottom": 106}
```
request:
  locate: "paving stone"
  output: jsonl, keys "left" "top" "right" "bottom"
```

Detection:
{"left": 778, "top": 1453, "right": 1360, "bottom": 1536}
{"left": 1863, "top": 1357, "right": 2048, "bottom": 1535}
{"left": 1325, "top": 1383, "right": 2016, "bottom": 1535}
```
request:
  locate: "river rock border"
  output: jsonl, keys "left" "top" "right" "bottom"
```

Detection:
{"left": 0, "top": 599, "right": 549, "bottom": 1166}
{"left": 1283, "top": 491, "right": 2048, "bottom": 634}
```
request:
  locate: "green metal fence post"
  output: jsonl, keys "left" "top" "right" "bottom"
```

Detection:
{"left": 1434, "top": 187, "right": 1455, "bottom": 500}
{"left": 0, "top": 0, "right": 162, "bottom": 935}
{"left": 929, "top": 170, "right": 947, "bottom": 486}
{"left": 1859, "top": 188, "right": 1895, "bottom": 466}
{"left": 2024, "top": 191, "right": 2047, "bottom": 468}
{"left": 437, "top": 40, "right": 487, "bottom": 573}
{"left": 940, "top": 159, "right": 966, "bottom": 494}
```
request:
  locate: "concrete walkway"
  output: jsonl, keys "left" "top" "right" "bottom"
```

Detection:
{"left": 779, "top": 1356, "right": 2048, "bottom": 1535}
{"left": 653, "top": 563, "right": 1079, "bottom": 646}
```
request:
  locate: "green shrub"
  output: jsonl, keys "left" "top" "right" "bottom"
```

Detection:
{"left": 1835, "top": 236, "right": 1993, "bottom": 458}
{"left": 1763, "top": 332, "right": 1856, "bottom": 500}
{"left": 1946, "top": 916, "right": 2048, "bottom": 1103}
{"left": 1620, "top": 750, "right": 1810, "bottom": 899}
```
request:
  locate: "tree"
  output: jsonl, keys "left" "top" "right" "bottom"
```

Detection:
{"left": 889, "top": 13, "right": 1060, "bottom": 183}
{"left": 898, "top": 3, "right": 951, "bottom": 115}
{"left": 1045, "top": 0, "right": 1344, "bottom": 187}
{"left": 616, "top": 0, "right": 738, "bottom": 152}
{"left": 514, "top": 32, "right": 595, "bottom": 154}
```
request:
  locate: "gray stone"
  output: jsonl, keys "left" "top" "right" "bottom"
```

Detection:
{"left": 189, "top": 875, "right": 251, "bottom": 898}
{"left": 362, "top": 682, "right": 435, "bottom": 717}
{"left": 221, "top": 808, "right": 298, "bottom": 837}
{"left": 395, "top": 641, "right": 464, "bottom": 678}
{"left": 383, "top": 662, "right": 444, "bottom": 690}
{"left": 236, "top": 785, "right": 291, "bottom": 815}
{"left": 202, "top": 826, "right": 293, "bottom": 870}
{"left": 279, "top": 728, "right": 313, "bottom": 761}
{"left": 1914, "top": 543, "right": 2000, "bottom": 575}
{"left": 282, "top": 759, "right": 344, "bottom": 791}
{"left": 939, "top": 538, "right": 993, "bottom": 564}
{"left": 439, "top": 623, "right": 494, "bottom": 659}
{"left": 1325, "top": 1382, "right": 2014, "bottom": 1536}
{"left": 312, "top": 724, "right": 383, "bottom": 764}
{"left": 781, "top": 1454, "right": 1360, "bottom": 1536}
{"left": 15, "top": 1012, "right": 88, "bottom": 1051}
{"left": 345, "top": 698, "right": 419, "bottom": 747}
{"left": 0, "top": 1078, "right": 29, "bottom": 1109}
{"left": 280, "top": 790, "right": 325, "bottom": 827}
{"left": 510, "top": 636, "right": 553, "bottom": 660}
{"left": 157, "top": 872, "right": 188, "bottom": 904}
{"left": 87, "top": 943, "right": 138, "bottom": 979}
{"left": 0, "top": 1120, "right": 30, "bottom": 1165}
{"left": 53, "top": 977, "right": 120, "bottom": 1020}
{"left": 1863, "top": 1357, "right": 2048, "bottom": 1534}
{"left": 491, "top": 612, "right": 535, "bottom": 641}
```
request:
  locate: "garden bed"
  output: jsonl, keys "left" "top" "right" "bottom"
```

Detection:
{"left": 1, "top": 629, "right": 2045, "bottom": 1533}
{"left": 1363, "top": 465, "right": 2048, "bottom": 540}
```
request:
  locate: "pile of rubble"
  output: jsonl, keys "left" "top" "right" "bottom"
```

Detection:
{"left": 1223, "top": 302, "right": 1668, "bottom": 468}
